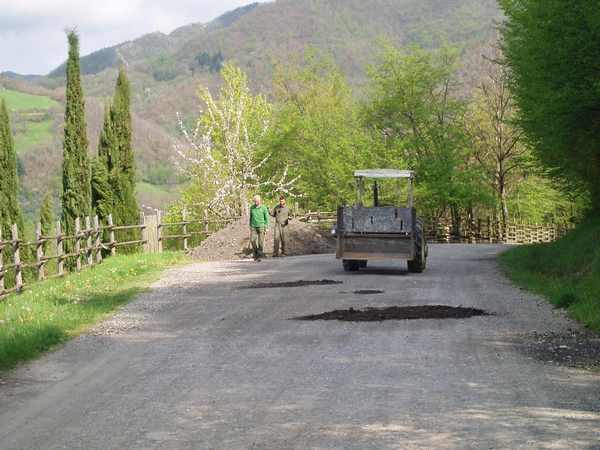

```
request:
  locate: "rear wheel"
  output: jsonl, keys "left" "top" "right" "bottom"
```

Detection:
{"left": 408, "top": 219, "right": 427, "bottom": 273}
{"left": 343, "top": 260, "right": 361, "bottom": 272}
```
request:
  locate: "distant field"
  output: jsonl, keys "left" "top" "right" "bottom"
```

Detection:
{"left": 0, "top": 88, "right": 59, "bottom": 111}
{"left": 137, "top": 181, "right": 182, "bottom": 210}
{"left": 13, "top": 118, "right": 55, "bottom": 153}
{"left": 0, "top": 88, "right": 59, "bottom": 154}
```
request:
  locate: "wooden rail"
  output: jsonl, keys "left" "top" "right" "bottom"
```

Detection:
{"left": 0, "top": 210, "right": 238, "bottom": 299}
{"left": 297, "top": 211, "right": 571, "bottom": 244}
{"left": 2, "top": 206, "right": 567, "bottom": 300}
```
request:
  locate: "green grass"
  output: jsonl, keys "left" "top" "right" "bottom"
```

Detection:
{"left": 0, "top": 88, "right": 59, "bottom": 111}
{"left": 499, "top": 216, "right": 600, "bottom": 331}
{"left": 0, "top": 88, "right": 59, "bottom": 154}
{"left": 14, "top": 119, "right": 54, "bottom": 153}
{"left": 0, "top": 252, "right": 189, "bottom": 371}
{"left": 136, "top": 181, "right": 174, "bottom": 195}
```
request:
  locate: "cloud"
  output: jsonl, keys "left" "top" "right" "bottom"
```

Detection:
{"left": 0, "top": 0, "right": 260, "bottom": 74}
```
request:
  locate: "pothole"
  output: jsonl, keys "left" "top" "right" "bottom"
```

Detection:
{"left": 293, "top": 305, "right": 491, "bottom": 322}
{"left": 240, "top": 279, "right": 343, "bottom": 289}
{"left": 354, "top": 290, "right": 384, "bottom": 295}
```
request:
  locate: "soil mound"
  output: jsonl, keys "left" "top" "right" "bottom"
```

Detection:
{"left": 189, "top": 218, "right": 335, "bottom": 261}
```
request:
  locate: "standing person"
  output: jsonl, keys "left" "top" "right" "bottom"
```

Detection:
{"left": 249, "top": 195, "right": 269, "bottom": 261}
{"left": 271, "top": 195, "right": 290, "bottom": 257}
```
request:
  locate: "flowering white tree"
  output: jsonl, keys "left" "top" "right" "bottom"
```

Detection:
{"left": 175, "top": 63, "right": 298, "bottom": 217}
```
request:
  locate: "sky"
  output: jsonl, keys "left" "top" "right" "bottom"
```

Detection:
{"left": 0, "top": 0, "right": 261, "bottom": 74}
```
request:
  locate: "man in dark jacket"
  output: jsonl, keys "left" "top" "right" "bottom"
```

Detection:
{"left": 271, "top": 195, "right": 290, "bottom": 257}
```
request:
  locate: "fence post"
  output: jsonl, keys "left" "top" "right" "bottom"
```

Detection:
{"left": 56, "top": 221, "right": 64, "bottom": 276}
{"left": 12, "top": 224, "right": 23, "bottom": 293}
{"left": 204, "top": 209, "right": 209, "bottom": 236}
{"left": 75, "top": 217, "right": 82, "bottom": 272}
{"left": 108, "top": 214, "right": 116, "bottom": 257}
{"left": 0, "top": 229, "right": 4, "bottom": 295}
{"left": 182, "top": 209, "right": 189, "bottom": 252}
{"left": 140, "top": 212, "right": 148, "bottom": 253}
{"left": 36, "top": 222, "right": 45, "bottom": 281}
{"left": 157, "top": 210, "right": 163, "bottom": 253}
{"left": 85, "top": 216, "right": 93, "bottom": 267}
{"left": 94, "top": 216, "right": 102, "bottom": 264}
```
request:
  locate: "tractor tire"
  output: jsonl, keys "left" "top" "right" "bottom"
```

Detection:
{"left": 343, "top": 260, "right": 360, "bottom": 272}
{"left": 408, "top": 219, "right": 427, "bottom": 273}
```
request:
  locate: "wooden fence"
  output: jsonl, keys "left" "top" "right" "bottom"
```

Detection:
{"left": 0, "top": 212, "right": 237, "bottom": 299}
{"left": 1, "top": 208, "right": 570, "bottom": 299}
{"left": 298, "top": 211, "right": 571, "bottom": 244}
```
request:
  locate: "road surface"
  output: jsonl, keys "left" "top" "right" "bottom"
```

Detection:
{"left": 1, "top": 245, "right": 599, "bottom": 449}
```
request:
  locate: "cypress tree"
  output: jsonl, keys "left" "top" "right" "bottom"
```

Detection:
{"left": 39, "top": 193, "right": 54, "bottom": 252}
{"left": 98, "top": 102, "right": 117, "bottom": 173}
{"left": 0, "top": 99, "right": 24, "bottom": 237}
{"left": 0, "top": 99, "right": 25, "bottom": 287}
{"left": 91, "top": 156, "right": 113, "bottom": 222}
{"left": 92, "top": 103, "right": 115, "bottom": 222}
{"left": 110, "top": 66, "right": 138, "bottom": 226}
{"left": 61, "top": 30, "right": 91, "bottom": 243}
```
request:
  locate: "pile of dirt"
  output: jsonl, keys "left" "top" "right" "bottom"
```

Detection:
{"left": 189, "top": 218, "right": 336, "bottom": 261}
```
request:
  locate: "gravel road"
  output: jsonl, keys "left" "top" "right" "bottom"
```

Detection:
{"left": 1, "top": 245, "right": 599, "bottom": 449}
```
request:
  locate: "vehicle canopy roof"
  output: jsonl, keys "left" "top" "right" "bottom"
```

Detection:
{"left": 354, "top": 169, "right": 414, "bottom": 179}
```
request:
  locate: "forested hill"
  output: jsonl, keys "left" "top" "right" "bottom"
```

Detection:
{"left": 1, "top": 0, "right": 501, "bottom": 215}
{"left": 41, "top": 0, "right": 501, "bottom": 109}
{"left": 47, "top": 0, "right": 500, "bottom": 84}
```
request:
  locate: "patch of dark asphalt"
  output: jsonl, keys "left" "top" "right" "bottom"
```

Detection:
{"left": 353, "top": 290, "right": 385, "bottom": 295}
{"left": 515, "top": 329, "right": 600, "bottom": 370}
{"left": 239, "top": 279, "right": 343, "bottom": 289}
{"left": 293, "top": 305, "right": 491, "bottom": 322}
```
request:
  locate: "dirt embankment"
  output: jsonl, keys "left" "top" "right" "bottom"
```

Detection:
{"left": 189, "top": 218, "right": 335, "bottom": 261}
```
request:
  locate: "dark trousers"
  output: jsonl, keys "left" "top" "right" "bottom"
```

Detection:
{"left": 251, "top": 227, "right": 266, "bottom": 258}
{"left": 273, "top": 223, "right": 286, "bottom": 255}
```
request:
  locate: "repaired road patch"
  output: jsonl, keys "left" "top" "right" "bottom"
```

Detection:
{"left": 293, "top": 305, "right": 491, "bottom": 322}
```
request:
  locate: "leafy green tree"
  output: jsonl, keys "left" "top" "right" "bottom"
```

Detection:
{"left": 365, "top": 43, "right": 490, "bottom": 224}
{"left": 466, "top": 52, "right": 528, "bottom": 227}
{"left": 61, "top": 30, "right": 91, "bottom": 241}
{"left": 262, "top": 51, "right": 380, "bottom": 209}
{"left": 500, "top": 0, "right": 600, "bottom": 212}
{"left": 176, "top": 63, "right": 293, "bottom": 216}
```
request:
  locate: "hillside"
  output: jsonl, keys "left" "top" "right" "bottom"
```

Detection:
{"left": 0, "top": 85, "right": 179, "bottom": 218}
{"left": 1, "top": 0, "right": 501, "bottom": 218}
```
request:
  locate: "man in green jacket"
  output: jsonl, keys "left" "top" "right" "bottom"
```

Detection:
{"left": 249, "top": 195, "right": 269, "bottom": 261}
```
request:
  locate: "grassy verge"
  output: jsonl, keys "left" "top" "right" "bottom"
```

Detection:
{"left": 0, "top": 252, "right": 189, "bottom": 371}
{"left": 499, "top": 216, "right": 600, "bottom": 331}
